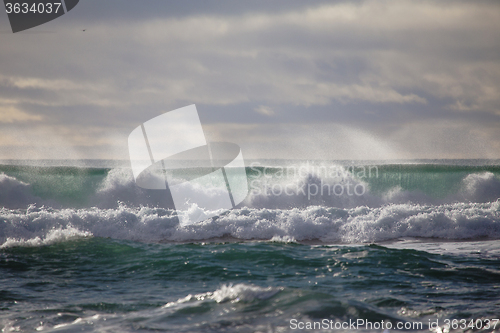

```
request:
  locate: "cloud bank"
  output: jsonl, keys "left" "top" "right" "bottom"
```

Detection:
{"left": 0, "top": 0, "right": 499, "bottom": 160}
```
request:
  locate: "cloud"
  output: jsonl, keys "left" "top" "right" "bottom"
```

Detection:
{"left": 255, "top": 105, "right": 274, "bottom": 116}
{"left": 0, "top": 104, "right": 42, "bottom": 123}
{"left": 0, "top": 0, "right": 499, "bottom": 159}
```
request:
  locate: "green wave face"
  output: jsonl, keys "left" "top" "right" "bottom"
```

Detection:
{"left": 1, "top": 162, "right": 500, "bottom": 208}
{"left": 0, "top": 165, "right": 109, "bottom": 207}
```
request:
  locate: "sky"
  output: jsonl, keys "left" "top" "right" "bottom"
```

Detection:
{"left": 1, "top": 0, "right": 500, "bottom": 161}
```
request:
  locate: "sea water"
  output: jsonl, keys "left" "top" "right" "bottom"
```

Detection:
{"left": 1, "top": 160, "right": 499, "bottom": 332}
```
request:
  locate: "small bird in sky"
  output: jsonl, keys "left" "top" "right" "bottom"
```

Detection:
{"left": 82, "top": 29, "right": 86, "bottom": 32}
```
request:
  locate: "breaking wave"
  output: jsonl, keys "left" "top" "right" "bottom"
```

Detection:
{"left": 1, "top": 201, "right": 499, "bottom": 247}
{"left": 1, "top": 164, "right": 500, "bottom": 247}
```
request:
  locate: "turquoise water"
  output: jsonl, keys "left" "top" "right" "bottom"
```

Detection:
{"left": 2, "top": 162, "right": 500, "bottom": 208}
{"left": 1, "top": 160, "right": 500, "bottom": 332}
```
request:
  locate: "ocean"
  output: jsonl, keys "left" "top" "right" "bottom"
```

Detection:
{"left": 1, "top": 160, "right": 499, "bottom": 332}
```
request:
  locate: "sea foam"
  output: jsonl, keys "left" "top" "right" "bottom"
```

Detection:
{"left": 1, "top": 201, "right": 499, "bottom": 247}
{"left": 163, "top": 283, "right": 283, "bottom": 308}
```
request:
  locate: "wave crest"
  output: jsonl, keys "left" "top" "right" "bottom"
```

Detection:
{"left": 163, "top": 283, "right": 282, "bottom": 308}
{"left": 0, "top": 173, "right": 39, "bottom": 209}
{"left": 0, "top": 226, "right": 92, "bottom": 249}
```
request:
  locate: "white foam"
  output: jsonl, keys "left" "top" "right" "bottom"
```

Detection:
{"left": 245, "top": 171, "right": 382, "bottom": 209}
{"left": 91, "top": 168, "right": 174, "bottom": 209}
{"left": 1, "top": 201, "right": 499, "bottom": 247}
{"left": 0, "top": 226, "right": 92, "bottom": 249}
{"left": 1, "top": 167, "right": 500, "bottom": 246}
{"left": 460, "top": 172, "right": 500, "bottom": 202}
{"left": 163, "top": 283, "right": 282, "bottom": 308}
{"left": 270, "top": 235, "right": 297, "bottom": 243}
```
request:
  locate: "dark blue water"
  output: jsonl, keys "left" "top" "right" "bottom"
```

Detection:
{"left": 1, "top": 238, "right": 499, "bottom": 332}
